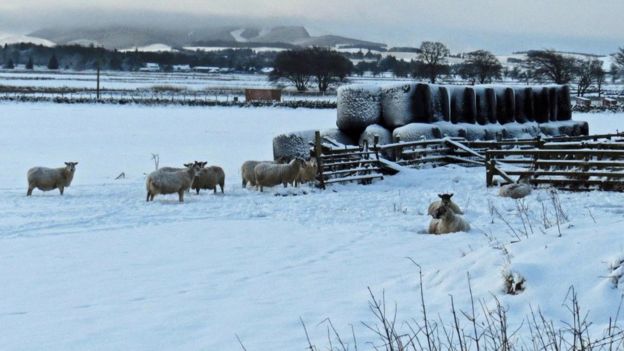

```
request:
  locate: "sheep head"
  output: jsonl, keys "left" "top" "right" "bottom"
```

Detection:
{"left": 64, "top": 162, "right": 78, "bottom": 172}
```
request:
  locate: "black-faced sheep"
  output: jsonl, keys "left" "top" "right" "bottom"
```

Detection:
{"left": 427, "top": 193, "right": 463, "bottom": 217}
{"left": 254, "top": 158, "right": 304, "bottom": 192}
{"left": 192, "top": 161, "right": 225, "bottom": 194}
{"left": 27, "top": 162, "right": 78, "bottom": 196}
{"left": 146, "top": 162, "right": 202, "bottom": 202}
{"left": 428, "top": 201, "right": 471, "bottom": 235}
{"left": 241, "top": 160, "right": 274, "bottom": 188}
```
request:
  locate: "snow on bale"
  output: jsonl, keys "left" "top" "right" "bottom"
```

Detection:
{"left": 336, "top": 85, "right": 382, "bottom": 135}
{"left": 495, "top": 87, "right": 516, "bottom": 124}
{"left": 514, "top": 87, "right": 534, "bottom": 123}
{"left": 393, "top": 123, "right": 442, "bottom": 142}
{"left": 381, "top": 83, "right": 418, "bottom": 128}
{"left": 532, "top": 87, "right": 550, "bottom": 123}
{"left": 475, "top": 87, "right": 496, "bottom": 125}
{"left": 359, "top": 124, "right": 392, "bottom": 146}
{"left": 556, "top": 85, "right": 572, "bottom": 121}
{"left": 548, "top": 86, "right": 559, "bottom": 122}
{"left": 502, "top": 122, "right": 541, "bottom": 139}
{"left": 449, "top": 86, "right": 477, "bottom": 124}
{"left": 273, "top": 132, "right": 312, "bottom": 161}
{"left": 539, "top": 121, "right": 589, "bottom": 137}
{"left": 359, "top": 124, "right": 393, "bottom": 158}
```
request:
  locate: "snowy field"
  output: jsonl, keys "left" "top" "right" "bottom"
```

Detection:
{"left": 0, "top": 103, "right": 623, "bottom": 350}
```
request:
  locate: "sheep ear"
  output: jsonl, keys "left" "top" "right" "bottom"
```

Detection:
{"left": 449, "top": 193, "right": 453, "bottom": 198}
{"left": 65, "top": 162, "right": 70, "bottom": 166}
{"left": 438, "top": 194, "right": 443, "bottom": 199}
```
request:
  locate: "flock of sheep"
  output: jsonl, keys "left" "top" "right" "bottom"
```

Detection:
{"left": 25, "top": 158, "right": 319, "bottom": 201}
{"left": 26, "top": 159, "right": 532, "bottom": 235}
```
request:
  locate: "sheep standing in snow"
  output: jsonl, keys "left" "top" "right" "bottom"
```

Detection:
{"left": 294, "top": 159, "right": 318, "bottom": 186}
{"left": 241, "top": 160, "right": 274, "bottom": 188}
{"left": 428, "top": 201, "right": 471, "bottom": 235}
{"left": 192, "top": 161, "right": 225, "bottom": 194}
{"left": 146, "top": 162, "right": 202, "bottom": 202}
{"left": 27, "top": 162, "right": 78, "bottom": 196}
{"left": 254, "top": 158, "right": 304, "bottom": 192}
{"left": 427, "top": 193, "right": 463, "bottom": 217}
{"left": 499, "top": 175, "right": 532, "bottom": 199}
{"left": 159, "top": 163, "right": 194, "bottom": 172}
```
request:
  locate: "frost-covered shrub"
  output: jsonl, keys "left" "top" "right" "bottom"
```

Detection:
{"left": 381, "top": 83, "right": 418, "bottom": 128}
{"left": 337, "top": 85, "right": 382, "bottom": 135}
{"left": 393, "top": 123, "right": 442, "bottom": 142}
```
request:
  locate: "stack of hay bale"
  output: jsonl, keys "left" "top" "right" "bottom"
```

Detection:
{"left": 273, "top": 83, "right": 588, "bottom": 161}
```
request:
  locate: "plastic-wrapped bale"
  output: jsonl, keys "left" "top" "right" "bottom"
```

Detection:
{"left": 514, "top": 87, "right": 534, "bottom": 123}
{"left": 321, "top": 128, "right": 356, "bottom": 146}
{"left": 392, "top": 123, "right": 442, "bottom": 142}
{"left": 273, "top": 132, "right": 313, "bottom": 161}
{"left": 495, "top": 87, "right": 516, "bottom": 124}
{"left": 548, "top": 86, "right": 559, "bottom": 122}
{"left": 539, "top": 120, "right": 589, "bottom": 136}
{"left": 449, "top": 86, "right": 477, "bottom": 124}
{"left": 413, "top": 84, "right": 449, "bottom": 123}
{"left": 502, "top": 122, "right": 541, "bottom": 139}
{"left": 556, "top": 85, "right": 572, "bottom": 121}
{"left": 434, "top": 121, "right": 489, "bottom": 140}
{"left": 359, "top": 124, "right": 393, "bottom": 158}
{"left": 532, "top": 87, "right": 550, "bottom": 123}
{"left": 475, "top": 87, "right": 496, "bottom": 125}
{"left": 381, "top": 83, "right": 417, "bottom": 128}
{"left": 336, "top": 85, "right": 382, "bottom": 135}
{"left": 482, "top": 124, "right": 506, "bottom": 140}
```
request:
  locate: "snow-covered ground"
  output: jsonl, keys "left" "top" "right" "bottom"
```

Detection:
{"left": 0, "top": 103, "right": 623, "bottom": 350}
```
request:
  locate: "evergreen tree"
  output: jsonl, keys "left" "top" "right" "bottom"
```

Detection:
{"left": 26, "top": 56, "right": 34, "bottom": 70}
{"left": 47, "top": 54, "right": 59, "bottom": 70}
{"left": 4, "top": 58, "right": 15, "bottom": 69}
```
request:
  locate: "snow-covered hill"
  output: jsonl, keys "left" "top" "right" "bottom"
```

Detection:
{"left": 0, "top": 32, "right": 55, "bottom": 47}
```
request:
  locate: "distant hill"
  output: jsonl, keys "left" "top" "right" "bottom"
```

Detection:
{"left": 29, "top": 25, "right": 385, "bottom": 51}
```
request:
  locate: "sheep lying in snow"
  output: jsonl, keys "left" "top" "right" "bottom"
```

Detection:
{"left": 428, "top": 200, "right": 470, "bottom": 235}
{"left": 146, "top": 162, "right": 202, "bottom": 202}
{"left": 192, "top": 161, "right": 225, "bottom": 194}
{"left": 499, "top": 175, "right": 532, "bottom": 199}
{"left": 295, "top": 159, "right": 317, "bottom": 186}
{"left": 254, "top": 158, "right": 304, "bottom": 192}
{"left": 27, "top": 162, "right": 78, "bottom": 196}
{"left": 241, "top": 160, "right": 274, "bottom": 188}
{"left": 427, "top": 193, "right": 463, "bottom": 217}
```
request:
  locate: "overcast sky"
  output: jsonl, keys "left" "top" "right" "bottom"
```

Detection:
{"left": 0, "top": 0, "right": 622, "bottom": 54}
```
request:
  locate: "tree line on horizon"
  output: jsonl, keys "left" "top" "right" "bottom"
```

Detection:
{"left": 1, "top": 41, "right": 623, "bottom": 96}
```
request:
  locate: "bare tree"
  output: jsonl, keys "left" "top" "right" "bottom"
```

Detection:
{"left": 415, "top": 41, "right": 450, "bottom": 83}
{"left": 459, "top": 50, "right": 503, "bottom": 84}
{"left": 576, "top": 59, "right": 606, "bottom": 97}
{"left": 524, "top": 50, "right": 576, "bottom": 84}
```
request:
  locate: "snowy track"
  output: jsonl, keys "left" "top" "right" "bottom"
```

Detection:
{"left": 0, "top": 103, "right": 623, "bottom": 350}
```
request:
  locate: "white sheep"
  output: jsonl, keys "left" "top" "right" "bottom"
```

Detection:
{"left": 428, "top": 201, "right": 471, "bottom": 235}
{"left": 254, "top": 158, "right": 304, "bottom": 192}
{"left": 192, "top": 162, "right": 225, "bottom": 194}
{"left": 427, "top": 193, "right": 463, "bottom": 217}
{"left": 27, "top": 162, "right": 78, "bottom": 196}
{"left": 146, "top": 163, "right": 202, "bottom": 202}
{"left": 499, "top": 175, "right": 532, "bottom": 199}
{"left": 241, "top": 160, "right": 274, "bottom": 188}
{"left": 294, "top": 159, "right": 318, "bottom": 187}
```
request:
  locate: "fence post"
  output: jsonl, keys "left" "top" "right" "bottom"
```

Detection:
{"left": 394, "top": 135, "right": 401, "bottom": 162}
{"left": 314, "top": 131, "right": 325, "bottom": 190}
{"left": 485, "top": 151, "right": 493, "bottom": 187}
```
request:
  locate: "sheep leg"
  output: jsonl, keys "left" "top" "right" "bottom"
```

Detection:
{"left": 178, "top": 191, "right": 184, "bottom": 202}
{"left": 27, "top": 186, "right": 33, "bottom": 196}
{"left": 220, "top": 183, "right": 224, "bottom": 193}
{"left": 59, "top": 186, "right": 64, "bottom": 195}
{"left": 196, "top": 188, "right": 201, "bottom": 195}
{"left": 242, "top": 179, "right": 247, "bottom": 188}
{"left": 213, "top": 188, "right": 217, "bottom": 194}
{"left": 146, "top": 192, "right": 151, "bottom": 202}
